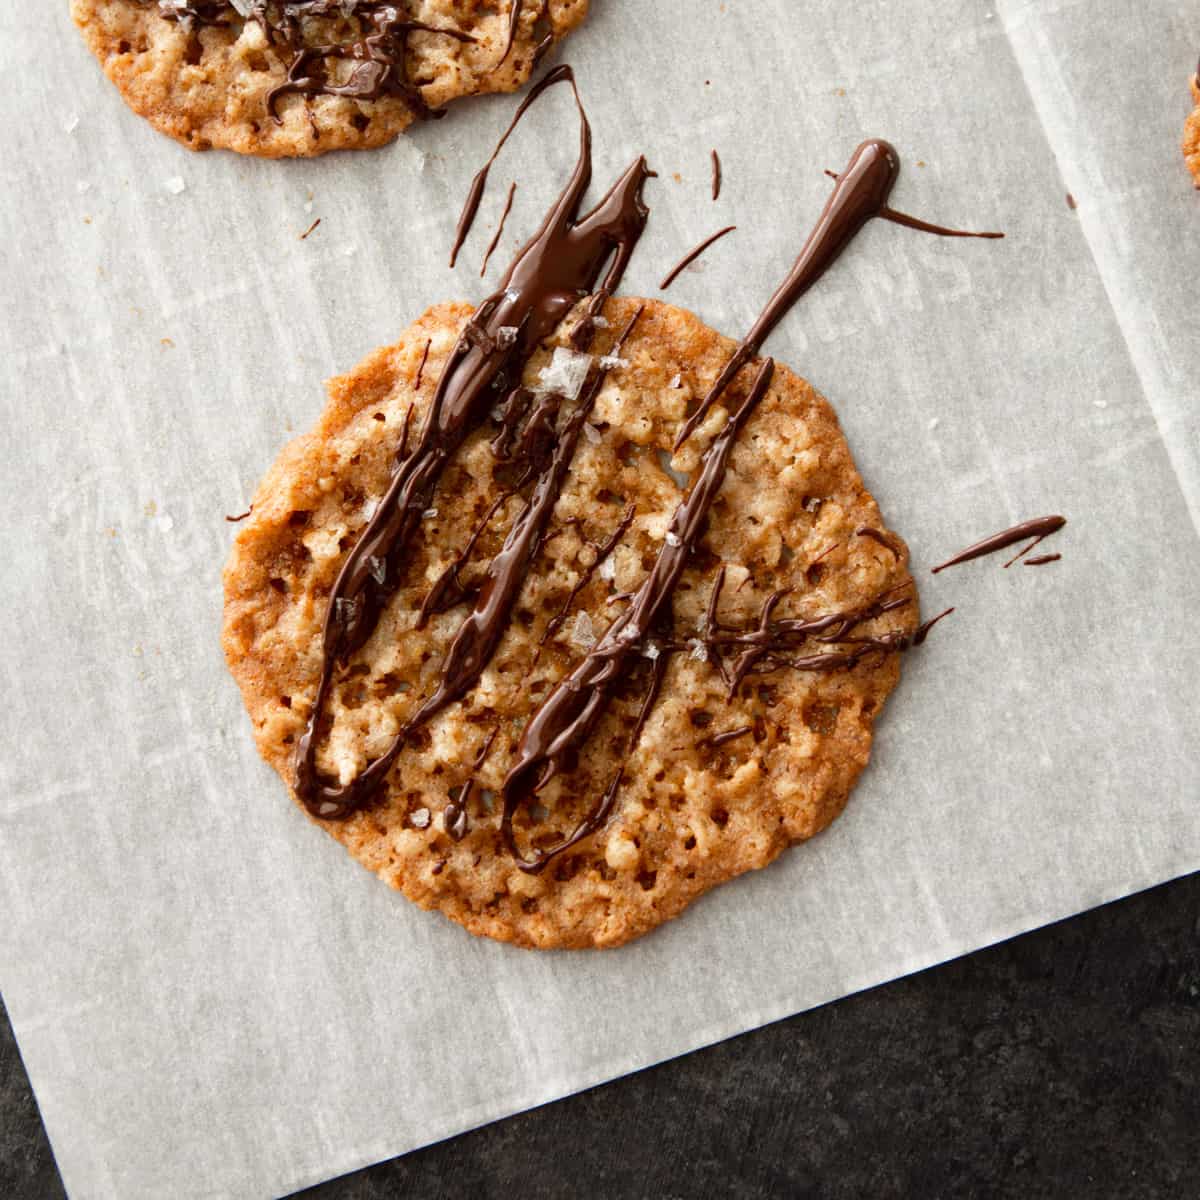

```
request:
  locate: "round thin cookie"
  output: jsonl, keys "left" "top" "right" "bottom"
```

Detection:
{"left": 71, "top": 1, "right": 589, "bottom": 157}
{"left": 223, "top": 297, "right": 919, "bottom": 948}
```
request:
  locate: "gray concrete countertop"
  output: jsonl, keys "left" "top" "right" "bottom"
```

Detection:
{"left": 4, "top": 873, "right": 1198, "bottom": 1199}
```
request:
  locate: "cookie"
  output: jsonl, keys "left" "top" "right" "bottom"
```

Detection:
{"left": 1185, "top": 66, "right": 1200, "bottom": 186}
{"left": 223, "top": 297, "right": 918, "bottom": 948}
{"left": 71, "top": 1, "right": 589, "bottom": 157}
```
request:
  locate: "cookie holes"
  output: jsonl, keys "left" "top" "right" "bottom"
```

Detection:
{"left": 280, "top": 695, "right": 292, "bottom": 708}
{"left": 245, "top": 50, "right": 270, "bottom": 72}
{"left": 373, "top": 412, "right": 386, "bottom": 422}
{"left": 806, "top": 561, "right": 827, "bottom": 586}
{"left": 350, "top": 111, "right": 371, "bottom": 133}
{"left": 287, "top": 511, "right": 311, "bottom": 528}
{"left": 636, "top": 870, "right": 658, "bottom": 892}
{"left": 803, "top": 702, "right": 840, "bottom": 736}
{"left": 710, "top": 807, "right": 729, "bottom": 828}
{"left": 268, "top": 577, "right": 286, "bottom": 594}
{"left": 617, "top": 440, "right": 640, "bottom": 468}
{"left": 554, "top": 855, "right": 583, "bottom": 883}
{"left": 683, "top": 835, "right": 696, "bottom": 850}
{"left": 688, "top": 709, "right": 714, "bottom": 729}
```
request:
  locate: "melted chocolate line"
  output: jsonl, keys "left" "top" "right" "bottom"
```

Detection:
{"left": 408, "top": 305, "right": 645, "bottom": 732}
{"left": 414, "top": 340, "right": 431, "bottom": 391}
{"left": 225, "top": 508, "right": 252, "bottom": 523}
{"left": 480, "top": 181, "right": 518, "bottom": 277}
{"left": 504, "top": 621, "right": 671, "bottom": 872}
{"left": 293, "top": 70, "right": 652, "bottom": 818}
{"left": 539, "top": 503, "right": 636, "bottom": 646}
{"left": 499, "top": 0, "right": 524, "bottom": 66}
{"left": 416, "top": 489, "right": 514, "bottom": 627}
{"left": 711, "top": 149, "right": 722, "bottom": 201}
{"left": 675, "top": 139, "right": 1003, "bottom": 451}
{"left": 855, "top": 526, "right": 899, "bottom": 556}
{"left": 1002, "top": 536, "right": 1043, "bottom": 570}
{"left": 449, "top": 65, "right": 575, "bottom": 269}
{"left": 499, "top": 358, "right": 777, "bottom": 859}
{"left": 259, "top": 6, "right": 477, "bottom": 124}
{"left": 879, "top": 207, "right": 1004, "bottom": 239}
{"left": 931, "top": 516, "right": 1066, "bottom": 574}
{"left": 1024, "top": 554, "right": 1061, "bottom": 567}
{"left": 659, "top": 225, "right": 737, "bottom": 290}
{"left": 300, "top": 218, "right": 321, "bottom": 240}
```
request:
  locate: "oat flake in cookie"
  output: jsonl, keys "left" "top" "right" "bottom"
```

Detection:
{"left": 222, "top": 298, "right": 920, "bottom": 948}
{"left": 71, "top": 1, "right": 589, "bottom": 157}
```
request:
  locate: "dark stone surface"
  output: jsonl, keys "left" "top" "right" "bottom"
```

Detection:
{"left": 3, "top": 872, "right": 1198, "bottom": 1199}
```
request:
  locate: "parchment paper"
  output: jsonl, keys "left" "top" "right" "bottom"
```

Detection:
{"left": 3, "top": 2, "right": 1198, "bottom": 1196}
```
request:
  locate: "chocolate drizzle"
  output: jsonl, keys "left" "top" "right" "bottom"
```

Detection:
{"left": 659, "top": 225, "right": 737, "bottom": 290}
{"left": 674, "top": 140, "right": 1004, "bottom": 451}
{"left": 480, "top": 181, "right": 518, "bottom": 277}
{"left": 931, "top": 516, "right": 1066, "bottom": 574}
{"left": 293, "top": 66, "right": 652, "bottom": 820}
{"left": 289, "top": 123, "right": 1001, "bottom": 875}
{"left": 141, "top": 3, "right": 484, "bottom": 123}
{"left": 498, "top": 138, "right": 1002, "bottom": 871}
{"left": 711, "top": 149, "right": 722, "bottom": 201}
{"left": 450, "top": 65, "right": 579, "bottom": 269}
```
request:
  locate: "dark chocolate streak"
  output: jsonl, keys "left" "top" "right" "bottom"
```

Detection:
{"left": 293, "top": 129, "right": 999, "bottom": 875}
{"left": 711, "top": 149, "right": 722, "bottom": 201}
{"left": 931, "top": 516, "right": 1066, "bottom": 574}
{"left": 675, "top": 140, "right": 1004, "bottom": 451}
{"left": 293, "top": 66, "right": 652, "bottom": 819}
{"left": 659, "top": 225, "right": 737, "bottom": 290}
{"left": 450, "top": 64, "right": 573, "bottom": 268}
{"left": 138, "top": 2, "right": 531, "bottom": 123}
{"left": 1024, "top": 554, "right": 1061, "bottom": 567}
{"left": 499, "top": 139, "right": 1001, "bottom": 871}
{"left": 500, "top": 357, "right": 778, "bottom": 869}
{"left": 480, "top": 181, "right": 518, "bottom": 277}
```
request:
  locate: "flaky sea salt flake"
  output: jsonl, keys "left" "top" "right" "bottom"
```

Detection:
{"left": 569, "top": 610, "right": 597, "bottom": 650}
{"left": 536, "top": 347, "right": 593, "bottom": 401}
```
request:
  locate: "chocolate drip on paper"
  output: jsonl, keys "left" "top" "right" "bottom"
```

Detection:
{"left": 674, "top": 139, "right": 1004, "bottom": 451}
{"left": 480, "top": 182, "right": 518, "bottom": 277}
{"left": 450, "top": 65, "right": 578, "bottom": 268}
{"left": 711, "top": 149, "right": 722, "bottom": 201}
{"left": 931, "top": 516, "right": 1066, "bottom": 574}
{"left": 293, "top": 67, "right": 652, "bottom": 819}
{"left": 659, "top": 225, "right": 737, "bottom": 290}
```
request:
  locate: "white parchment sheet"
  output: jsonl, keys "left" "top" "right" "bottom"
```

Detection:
{"left": 3, "top": 2, "right": 1198, "bottom": 1196}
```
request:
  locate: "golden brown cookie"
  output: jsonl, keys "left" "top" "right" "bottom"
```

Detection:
{"left": 223, "top": 297, "right": 919, "bottom": 948}
{"left": 1185, "top": 69, "right": 1200, "bottom": 186}
{"left": 71, "top": 1, "right": 589, "bottom": 157}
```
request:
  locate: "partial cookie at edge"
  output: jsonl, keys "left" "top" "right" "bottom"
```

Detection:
{"left": 71, "top": 1, "right": 590, "bottom": 157}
